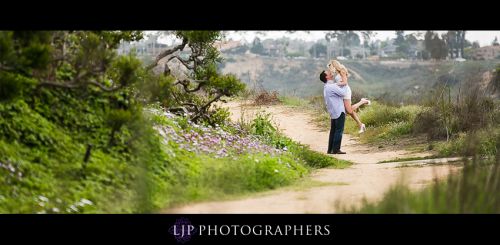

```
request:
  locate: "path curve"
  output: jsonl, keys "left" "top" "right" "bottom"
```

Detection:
{"left": 164, "top": 101, "right": 461, "bottom": 213}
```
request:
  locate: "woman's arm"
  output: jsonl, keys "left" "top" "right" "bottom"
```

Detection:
{"left": 337, "top": 70, "right": 348, "bottom": 86}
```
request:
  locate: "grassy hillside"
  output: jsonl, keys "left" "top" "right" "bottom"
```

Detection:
{"left": 0, "top": 89, "right": 350, "bottom": 213}
{"left": 221, "top": 54, "right": 499, "bottom": 104}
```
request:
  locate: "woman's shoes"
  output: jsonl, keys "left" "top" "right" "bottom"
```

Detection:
{"left": 359, "top": 124, "right": 366, "bottom": 134}
{"left": 361, "top": 98, "right": 371, "bottom": 105}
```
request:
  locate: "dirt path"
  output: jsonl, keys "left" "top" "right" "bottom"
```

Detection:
{"left": 164, "top": 101, "right": 461, "bottom": 213}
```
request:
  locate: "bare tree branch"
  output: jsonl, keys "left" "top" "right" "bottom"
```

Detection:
{"left": 0, "top": 64, "right": 15, "bottom": 71}
{"left": 175, "top": 79, "right": 208, "bottom": 93}
{"left": 39, "top": 74, "right": 123, "bottom": 92}
{"left": 146, "top": 38, "right": 188, "bottom": 70}
{"left": 167, "top": 55, "right": 194, "bottom": 70}
{"left": 39, "top": 80, "right": 123, "bottom": 92}
{"left": 86, "top": 80, "right": 123, "bottom": 92}
{"left": 182, "top": 102, "right": 198, "bottom": 108}
{"left": 191, "top": 92, "right": 223, "bottom": 122}
{"left": 37, "top": 81, "right": 82, "bottom": 89}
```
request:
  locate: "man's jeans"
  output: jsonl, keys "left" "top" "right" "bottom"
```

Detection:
{"left": 328, "top": 112, "right": 345, "bottom": 153}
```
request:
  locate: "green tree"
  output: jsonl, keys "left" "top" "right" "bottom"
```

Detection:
{"left": 361, "top": 31, "right": 374, "bottom": 58}
{"left": 493, "top": 36, "right": 499, "bottom": 46}
{"left": 0, "top": 30, "right": 246, "bottom": 213}
{"left": 308, "top": 43, "right": 327, "bottom": 58}
{"left": 347, "top": 32, "right": 361, "bottom": 47}
{"left": 145, "top": 31, "right": 246, "bottom": 123}
{"left": 493, "top": 64, "right": 500, "bottom": 92}
{"left": 369, "top": 41, "right": 378, "bottom": 55}
{"left": 405, "top": 33, "right": 418, "bottom": 46}
{"left": 394, "top": 31, "right": 409, "bottom": 56}
{"left": 1, "top": 30, "right": 245, "bottom": 125}
{"left": 445, "top": 31, "right": 457, "bottom": 58}
{"left": 0, "top": 31, "right": 143, "bottom": 102}
{"left": 325, "top": 31, "right": 347, "bottom": 56}
{"left": 456, "top": 31, "right": 466, "bottom": 58}
{"left": 250, "top": 37, "right": 265, "bottom": 55}
{"left": 424, "top": 31, "right": 448, "bottom": 60}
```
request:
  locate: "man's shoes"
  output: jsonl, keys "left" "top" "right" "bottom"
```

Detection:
{"left": 331, "top": 150, "right": 346, "bottom": 154}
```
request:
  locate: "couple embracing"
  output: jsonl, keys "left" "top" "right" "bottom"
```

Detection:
{"left": 319, "top": 60, "right": 370, "bottom": 154}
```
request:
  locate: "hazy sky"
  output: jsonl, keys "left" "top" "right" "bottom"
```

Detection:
{"left": 155, "top": 31, "right": 500, "bottom": 47}
{"left": 223, "top": 31, "right": 500, "bottom": 46}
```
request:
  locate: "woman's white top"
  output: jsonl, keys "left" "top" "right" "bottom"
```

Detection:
{"left": 334, "top": 74, "right": 351, "bottom": 100}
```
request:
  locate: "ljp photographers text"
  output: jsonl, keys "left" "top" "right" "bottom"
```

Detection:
{"left": 169, "top": 218, "right": 331, "bottom": 242}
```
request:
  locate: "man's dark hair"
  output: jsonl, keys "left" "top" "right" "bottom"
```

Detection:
{"left": 319, "top": 70, "right": 327, "bottom": 83}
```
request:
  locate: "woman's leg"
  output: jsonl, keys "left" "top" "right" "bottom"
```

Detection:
{"left": 352, "top": 99, "right": 368, "bottom": 111}
{"left": 344, "top": 99, "right": 363, "bottom": 127}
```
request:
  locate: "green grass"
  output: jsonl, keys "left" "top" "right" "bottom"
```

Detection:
{"left": 1, "top": 91, "right": 339, "bottom": 213}
{"left": 289, "top": 142, "right": 352, "bottom": 169}
{"left": 343, "top": 128, "right": 500, "bottom": 213}
{"left": 279, "top": 95, "right": 310, "bottom": 107}
{"left": 266, "top": 179, "right": 346, "bottom": 193}
{"left": 0, "top": 99, "right": 139, "bottom": 213}
{"left": 148, "top": 108, "right": 351, "bottom": 209}
{"left": 378, "top": 155, "right": 440, "bottom": 164}
{"left": 435, "top": 128, "right": 499, "bottom": 157}
{"left": 156, "top": 150, "right": 309, "bottom": 208}
{"left": 247, "top": 111, "right": 352, "bottom": 169}
{"left": 343, "top": 157, "right": 500, "bottom": 213}
{"left": 341, "top": 101, "right": 424, "bottom": 143}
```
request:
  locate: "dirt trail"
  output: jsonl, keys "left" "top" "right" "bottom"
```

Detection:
{"left": 164, "top": 101, "right": 461, "bottom": 213}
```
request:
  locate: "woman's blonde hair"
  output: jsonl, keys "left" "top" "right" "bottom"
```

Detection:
{"left": 327, "top": 60, "right": 349, "bottom": 76}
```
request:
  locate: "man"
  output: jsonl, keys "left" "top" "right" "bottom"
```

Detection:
{"left": 319, "top": 70, "right": 347, "bottom": 154}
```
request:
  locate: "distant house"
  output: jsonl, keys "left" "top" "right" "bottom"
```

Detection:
{"left": 118, "top": 35, "right": 167, "bottom": 57}
{"left": 380, "top": 40, "right": 398, "bottom": 57}
{"left": 213, "top": 40, "right": 242, "bottom": 51}
{"left": 470, "top": 45, "right": 500, "bottom": 60}
{"left": 408, "top": 40, "right": 425, "bottom": 59}
{"left": 260, "top": 39, "right": 289, "bottom": 57}
{"left": 348, "top": 46, "right": 365, "bottom": 59}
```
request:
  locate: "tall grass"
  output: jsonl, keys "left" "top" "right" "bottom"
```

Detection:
{"left": 343, "top": 101, "right": 424, "bottom": 142}
{"left": 250, "top": 112, "right": 352, "bottom": 169}
{"left": 279, "top": 95, "right": 309, "bottom": 107}
{"left": 344, "top": 147, "right": 500, "bottom": 213}
{"left": 340, "top": 82, "right": 500, "bottom": 213}
{"left": 151, "top": 109, "right": 351, "bottom": 209}
{"left": 413, "top": 82, "right": 499, "bottom": 157}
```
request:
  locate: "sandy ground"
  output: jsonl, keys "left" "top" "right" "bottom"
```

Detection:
{"left": 164, "top": 101, "right": 461, "bottom": 213}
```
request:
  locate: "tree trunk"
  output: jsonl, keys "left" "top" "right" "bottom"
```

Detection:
{"left": 460, "top": 31, "right": 465, "bottom": 58}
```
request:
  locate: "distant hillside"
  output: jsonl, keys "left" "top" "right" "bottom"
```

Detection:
{"left": 219, "top": 54, "right": 499, "bottom": 103}
{"left": 220, "top": 54, "right": 327, "bottom": 97}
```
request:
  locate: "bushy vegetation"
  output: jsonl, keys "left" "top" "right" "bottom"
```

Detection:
{"left": 222, "top": 53, "right": 498, "bottom": 105}
{"left": 2, "top": 31, "right": 321, "bottom": 213}
{"left": 0, "top": 92, "right": 152, "bottom": 213}
{"left": 247, "top": 112, "right": 351, "bottom": 169}
{"left": 342, "top": 101, "right": 424, "bottom": 142}
{"left": 345, "top": 142, "right": 500, "bottom": 213}
{"left": 413, "top": 83, "right": 499, "bottom": 157}
{"left": 146, "top": 108, "right": 312, "bottom": 208}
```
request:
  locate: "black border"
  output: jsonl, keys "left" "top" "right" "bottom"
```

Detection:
{"left": 1, "top": 2, "right": 499, "bottom": 29}
{"left": 1, "top": 214, "right": 498, "bottom": 243}
{"left": 1, "top": 3, "right": 498, "bottom": 244}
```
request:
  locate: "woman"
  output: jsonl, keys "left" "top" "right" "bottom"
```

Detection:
{"left": 327, "top": 60, "right": 370, "bottom": 133}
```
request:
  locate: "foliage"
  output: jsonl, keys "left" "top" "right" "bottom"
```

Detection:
{"left": 250, "top": 37, "right": 265, "bottom": 55}
{"left": 345, "top": 148, "right": 500, "bottom": 213}
{"left": 0, "top": 30, "right": 245, "bottom": 213}
{"left": 308, "top": 43, "right": 327, "bottom": 58}
{"left": 249, "top": 112, "right": 351, "bottom": 169}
